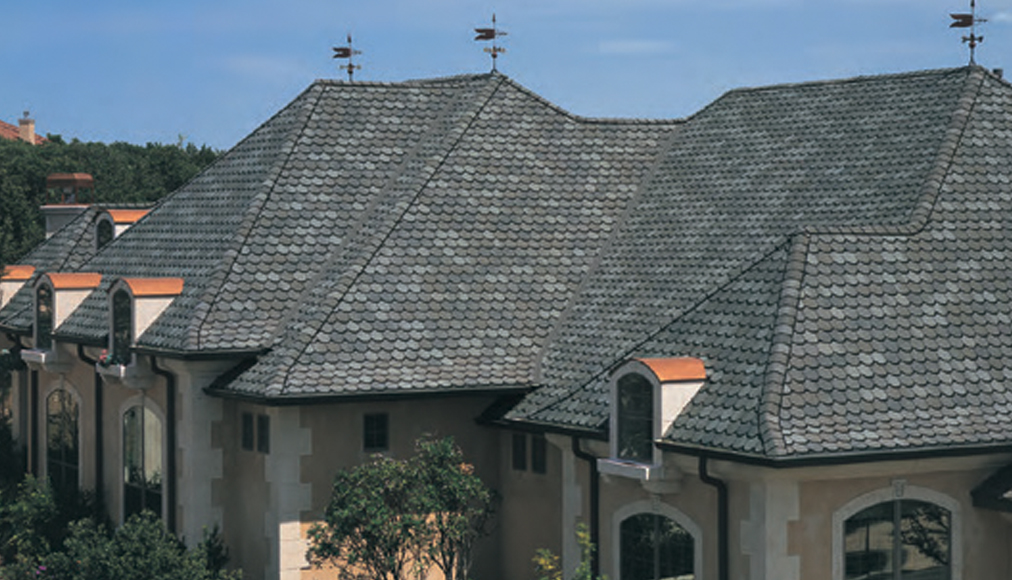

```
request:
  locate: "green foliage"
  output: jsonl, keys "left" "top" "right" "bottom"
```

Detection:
{"left": 307, "top": 436, "right": 497, "bottom": 580}
{"left": 0, "top": 137, "right": 218, "bottom": 267}
{"left": 533, "top": 524, "right": 604, "bottom": 580}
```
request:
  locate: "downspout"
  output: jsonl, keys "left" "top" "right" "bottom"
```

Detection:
{"left": 150, "top": 356, "right": 177, "bottom": 534}
{"left": 699, "top": 455, "right": 729, "bottom": 580}
{"left": 6, "top": 334, "right": 28, "bottom": 476}
{"left": 30, "top": 369, "right": 38, "bottom": 477}
{"left": 571, "top": 437, "right": 600, "bottom": 578}
{"left": 77, "top": 345, "right": 103, "bottom": 500}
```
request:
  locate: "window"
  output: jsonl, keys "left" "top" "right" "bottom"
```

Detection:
{"left": 123, "top": 405, "right": 162, "bottom": 519}
{"left": 241, "top": 412, "right": 254, "bottom": 451}
{"left": 617, "top": 374, "right": 653, "bottom": 463}
{"left": 256, "top": 414, "right": 270, "bottom": 454}
{"left": 620, "top": 513, "right": 695, "bottom": 580}
{"left": 46, "top": 389, "right": 79, "bottom": 497}
{"left": 111, "top": 289, "right": 132, "bottom": 365}
{"left": 844, "top": 499, "right": 950, "bottom": 580}
{"left": 531, "top": 434, "right": 547, "bottom": 474}
{"left": 36, "top": 284, "right": 53, "bottom": 351}
{"left": 363, "top": 413, "right": 388, "bottom": 452}
{"left": 96, "top": 219, "right": 114, "bottom": 250}
{"left": 511, "top": 433, "right": 527, "bottom": 471}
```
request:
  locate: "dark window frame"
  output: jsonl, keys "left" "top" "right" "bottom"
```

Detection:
{"left": 843, "top": 499, "right": 951, "bottom": 580}
{"left": 46, "top": 388, "right": 79, "bottom": 498}
{"left": 241, "top": 412, "right": 254, "bottom": 451}
{"left": 616, "top": 373, "right": 654, "bottom": 463}
{"left": 123, "top": 404, "right": 162, "bottom": 520}
{"left": 111, "top": 289, "right": 133, "bottom": 366}
{"left": 35, "top": 284, "right": 53, "bottom": 351}
{"left": 96, "top": 219, "right": 114, "bottom": 250}
{"left": 363, "top": 413, "right": 389, "bottom": 452}
{"left": 620, "top": 513, "right": 695, "bottom": 580}
{"left": 511, "top": 433, "right": 527, "bottom": 471}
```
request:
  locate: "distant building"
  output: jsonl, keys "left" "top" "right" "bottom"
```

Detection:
{"left": 0, "top": 112, "right": 46, "bottom": 145}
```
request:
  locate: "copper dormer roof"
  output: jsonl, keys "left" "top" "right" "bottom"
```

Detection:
{"left": 122, "top": 278, "right": 185, "bottom": 297}
{"left": 634, "top": 357, "right": 707, "bottom": 382}
{"left": 1, "top": 265, "right": 35, "bottom": 281}
{"left": 105, "top": 209, "right": 151, "bottom": 224}
{"left": 45, "top": 272, "right": 102, "bottom": 290}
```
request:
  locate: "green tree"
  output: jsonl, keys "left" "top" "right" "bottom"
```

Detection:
{"left": 307, "top": 436, "right": 497, "bottom": 580}
{"left": 533, "top": 524, "right": 602, "bottom": 580}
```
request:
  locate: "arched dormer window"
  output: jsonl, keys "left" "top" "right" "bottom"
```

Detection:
{"left": 111, "top": 289, "right": 132, "bottom": 365}
{"left": 617, "top": 373, "right": 653, "bottom": 463}
{"left": 96, "top": 218, "right": 114, "bottom": 250}
{"left": 35, "top": 284, "right": 54, "bottom": 351}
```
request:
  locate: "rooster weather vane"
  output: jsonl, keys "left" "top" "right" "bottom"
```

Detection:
{"left": 475, "top": 14, "right": 507, "bottom": 72}
{"left": 950, "top": 0, "right": 987, "bottom": 64}
{"left": 332, "top": 34, "right": 362, "bottom": 81}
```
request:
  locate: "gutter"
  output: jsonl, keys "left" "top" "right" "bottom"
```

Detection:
{"left": 698, "top": 456, "right": 729, "bottom": 580}
{"left": 149, "top": 357, "right": 177, "bottom": 534}
{"left": 571, "top": 437, "right": 600, "bottom": 579}
{"left": 76, "top": 345, "right": 103, "bottom": 503}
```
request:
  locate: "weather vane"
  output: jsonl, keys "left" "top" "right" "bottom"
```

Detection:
{"left": 950, "top": 0, "right": 987, "bottom": 64}
{"left": 475, "top": 14, "right": 507, "bottom": 72}
{"left": 332, "top": 33, "right": 362, "bottom": 81}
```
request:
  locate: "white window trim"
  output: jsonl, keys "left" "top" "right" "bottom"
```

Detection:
{"left": 41, "top": 378, "right": 83, "bottom": 489}
{"left": 831, "top": 483, "right": 962, "bottom": 580}
{"left": 117, "top": 395, "right": 167, "bottom": 524}
{"left": 611, "top": 499, "right": 703, "bottom": 580}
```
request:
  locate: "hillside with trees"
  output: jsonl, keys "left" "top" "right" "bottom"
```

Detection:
{"left": 0, "top": 136, "right": 218, "bottom": 267}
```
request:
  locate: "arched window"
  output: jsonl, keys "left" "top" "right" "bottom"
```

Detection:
{"left": 843, "top": 499, "right": 950, "bottom": 580}
{"left": 617, "top": 373, "right": 653, "bottom": 462}
{"left": 111, "top": 289, "right": 132, "bottom": 365}
{"left": 36, "top": 284, "right": 53, "bottom": 350}
{"left": 46, "top": 389, "right": 79, "bottom": 496}
{"left": 123, "top": 404, "right": 162, "bottom": 519}
{"left": 620, "top": 513, "right": 695, "bottom": 580}
{"left": 96, "top": 219, "right": 114, "bottom": 250}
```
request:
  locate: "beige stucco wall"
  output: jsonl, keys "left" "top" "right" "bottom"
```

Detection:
{"left": 295, "top": 396, "right": 503, "bottom": 580}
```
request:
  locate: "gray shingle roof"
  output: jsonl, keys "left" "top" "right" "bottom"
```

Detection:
{"left": 509, "top": 66, "right": 1003, "bottom": 458}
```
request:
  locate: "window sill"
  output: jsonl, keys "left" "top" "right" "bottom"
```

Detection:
{"left": 597, "top": 458, "right": 682, "bottom": 494}
{"left": 21, "top": 347, "right": 73, "bottom": 374}
{"left": 96, "top": 357, "right": 154, "bottom": 390}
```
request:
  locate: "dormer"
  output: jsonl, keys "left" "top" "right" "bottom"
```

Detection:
{"left": 598, "top": 357, "right": 706, "bottom": 491}
{"left": 98, "top": 277, "right": 183, "bottom": 388}
{"left": 0, "top": 265, "right": 35, "bottom": 310}
{"left": 21, "top": 272, "right": 102, "bottom": 373}
{"left": 95, "top": 209, "right": 151, "bottom": 250}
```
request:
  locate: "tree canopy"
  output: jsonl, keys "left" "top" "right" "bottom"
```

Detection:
{"left": 0, "top": 136, "right": 218, "bottom": 267}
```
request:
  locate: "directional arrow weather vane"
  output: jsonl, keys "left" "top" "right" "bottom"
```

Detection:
{"left": 475, "top": 14, "right": 507, "bottom": 72}
{"left": 332, "top": 33, "right": 362, "bottom": 81}
{"left": 950, "top": 0, "right": 987, "bottom": 64}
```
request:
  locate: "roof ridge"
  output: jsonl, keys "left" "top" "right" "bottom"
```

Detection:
{"left": 724, "top": 65, "right": 973, "bottom": 98}
{"left": 313, "top": 72, "right": 498, "bottom": 88}
{"left": 186, "top": 83, "right": 327, "bottom": 351}
{"left": 757, "top": 233, "right": 810, "bottom": 458}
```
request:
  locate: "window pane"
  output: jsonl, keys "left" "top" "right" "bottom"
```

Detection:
{"left": 96, "top": 220, "right": 114, "bottom": 249}
{"left": 46, "top": 390, "right": 78, "bottom": 497}
{"left": 512, "top": 433, "right": 527, "bottom": 471}
{"left": 844, "top": 502, "right": 894, "bottom": 580}
{"left": 617, "top": 374, "right": 653, "bottom": 462}
{"left": 112, "top": 290, "right": 132, "bottom": 364}
{"left": 36, "top": 285, "right": 53, "bottom": 350}
{"left": 621, "top": 513, "right": 694, "bottom": 580}
{"left": 241, "top": 412, "right": 254, "bottom": 451}
{"left": 531, "top": 434, "right": 547, "bottom": 474}
{"left": 363, "top": 413, "right": 388, "bottom": 452}
{"left": 899, "top": 500, "right": 950, "bottom": 580}
{"left": 123, "top": 405, "right": 161, "bottom": 519}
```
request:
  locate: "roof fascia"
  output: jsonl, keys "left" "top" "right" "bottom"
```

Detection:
{"left": 204, "top": 384, "right": 534, "bottom": 406}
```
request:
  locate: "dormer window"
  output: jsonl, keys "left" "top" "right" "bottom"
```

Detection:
{"left": 599, "top": 358, "right": 706, "bottom": 488}
{"left": 96, "top": 209, "right": 151, "bottom": 250}
{"left": 96, "top": 218, "right": 114, "bottom": 250}
{"left": 35, "top": 284, "right": 54, "bottom": 350}
{"left": 616, "top": 373, "right": 653, "bottom": 463}
{"left": 0, "top": 265, "right": 35, "bottom": 310}
{"left": 111, "top": 289, "right": 132, "bottom": 365}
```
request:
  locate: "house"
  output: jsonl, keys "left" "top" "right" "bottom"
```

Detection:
{"left": 0, "top": 112, "right": 46, "bottom": 145}
{"left": 3, "top": 65, "right": 1012, "bottom": 580}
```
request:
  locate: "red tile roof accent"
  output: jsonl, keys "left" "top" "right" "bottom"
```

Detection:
{"left": 123, "top": 278, "right": 184, "bottom": 297}
{"left": 1, "top": 265, "right": 35, "bottom": 281}
{"left": 46, "top": 272, "right": 102, "bottom": 290}
{"left": 46, "top": 173, "right": 94, "bottom": 188}
{"left": 635, "top": 357, "right": 707, "bottom": 382}
{"left": 105, "top": 209, "right": 151, "bottom": 224}
{"left": 0, "top": 119, "right": 47, "bottom": 145}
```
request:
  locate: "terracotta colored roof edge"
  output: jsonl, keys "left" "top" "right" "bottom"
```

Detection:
{"left": 1, "top": 265, "right": 35, "bottom": 281}
{"left": 634, "top": 357, "right": 707, "bottom": 382}
{"left": 104, "top": 209, "right": 151, "bottom": 224}
{"left": 45, "top": 272, "right": 102, "bottom": 290}
{"left": 122, "top": 277, "right": 184, "bottom": 297}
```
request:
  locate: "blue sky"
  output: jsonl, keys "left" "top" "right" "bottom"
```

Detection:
{"left": 3, "top": 0, "right": 1011, "bottom": 150}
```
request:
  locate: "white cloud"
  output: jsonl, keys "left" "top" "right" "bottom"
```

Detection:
{"left": 598, "top": 39, "right": 674, "bottom": 55}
